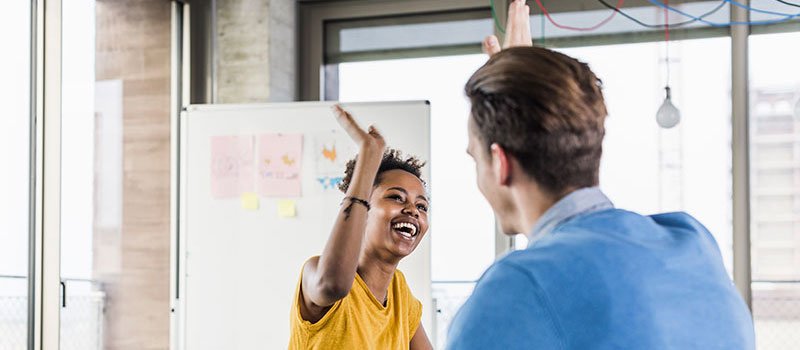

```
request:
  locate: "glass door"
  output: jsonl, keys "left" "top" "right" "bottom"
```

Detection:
{"left": 748, "top": 30, "right": 800, "bottom": 350}
{"left": 0, "top": 1, "right": 33, "bottom": 349}
{"left": 59, "top": 1, "right": 173, "bottom": 349}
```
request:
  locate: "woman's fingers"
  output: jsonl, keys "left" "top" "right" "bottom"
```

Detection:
{"left": 367, "top": 125, "right": 387, "bottom": 149}
{"left": 332, "top": 104, "right": 368, "bottom": 143}
{"left": 333, "top": 105, "right": 386, "bottom": 153}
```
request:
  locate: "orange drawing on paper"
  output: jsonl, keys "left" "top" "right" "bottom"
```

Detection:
{"left": 282, "top": 154, "right": 296, "bottom": 166}
{"left": 322, "top": 145, "right": 337, "bottom": 163}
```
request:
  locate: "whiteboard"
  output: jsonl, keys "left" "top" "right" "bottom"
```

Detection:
{"left": 175, "top": 101, "right": 432, "bottom": 350}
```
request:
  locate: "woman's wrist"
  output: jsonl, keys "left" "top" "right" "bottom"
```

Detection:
{"left": 346, "top": 169, "right": 377, "bottom": 200}
{"left": 358, "top": 144, "right": 384, "bottom": 164}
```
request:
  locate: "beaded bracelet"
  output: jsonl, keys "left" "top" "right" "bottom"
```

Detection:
{"left": 342, "top": 196, "right": 371, "bottom": 211}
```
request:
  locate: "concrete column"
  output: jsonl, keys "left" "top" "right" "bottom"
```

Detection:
{"left": 216, "top": 0, "right": 296, "bottom": 103}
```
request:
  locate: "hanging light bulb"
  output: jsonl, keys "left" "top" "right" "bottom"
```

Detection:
{"left": 657, "top": 86, "right": 681, "bottom": 129}
{"left": 656, "top": 1, "right": 681, "bottom": 129}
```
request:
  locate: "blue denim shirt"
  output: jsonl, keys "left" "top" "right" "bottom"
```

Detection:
{"left": 527, "top": 187, "right": 614, "bottom": 244}
{"left": 447, "top": 187, "right": 755, "bottom": 350}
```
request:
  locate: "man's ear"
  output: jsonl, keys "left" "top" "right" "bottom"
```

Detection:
{"left": 490, "top": 143, "right": 512, "bottom": 186}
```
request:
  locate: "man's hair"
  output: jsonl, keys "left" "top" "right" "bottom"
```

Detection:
{"left": 338, "top": 148, "right": 426, "bottom": 193}
{"left": 465, "top": 46, "right": 607, "bottom": 195}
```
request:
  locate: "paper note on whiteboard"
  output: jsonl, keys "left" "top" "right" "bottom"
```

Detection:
{"left": 210, "top": 135, "right": 255, "bottom": 198}
{"left": 257, "top": 133, "right": 303, "bottom": 197}
{"left": 313, "top": 131, "right": 356, "bottom": 193}
{"left": 240, "top": 192, "right": 259, "bottom": 210}
{"left": 277, "top": 199, "right": 297, "bottom": 218}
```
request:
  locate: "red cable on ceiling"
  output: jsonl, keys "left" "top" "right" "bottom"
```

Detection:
{"left": 664, "top": 0, "right": 670, "bottom": 41}
{"left": 533, "top": 0, "right": 625, "bottom": 32}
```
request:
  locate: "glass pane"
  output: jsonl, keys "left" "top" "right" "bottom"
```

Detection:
{"left": 0, "top": 1, "right": 32, "bottom": 349}
{"left": 61, "top": 2, "right": 104, "bottom": 349}
{"left": 61, "top": 1, "right": 172, "bottom": 349}
{"left": 339, "top": 55, "right": 496, "bottom": 347}
{"left": 338, "top": 18, "right": 492, "bottom": 53}
{"left": 514, "top": 38, "right": 735, "bottom": 278}
{"left": 749, "top": 31, "right": 800, "bottom": 350}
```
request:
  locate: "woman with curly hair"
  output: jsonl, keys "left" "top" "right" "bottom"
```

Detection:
{"left": 288, "top": 105, "right": 433, "bottom": 349}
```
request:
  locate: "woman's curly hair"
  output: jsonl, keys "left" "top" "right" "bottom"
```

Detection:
{"left": 338, "top": 148, "right": 426, "bottom": 193}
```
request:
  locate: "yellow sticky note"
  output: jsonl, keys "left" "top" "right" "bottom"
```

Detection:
{"left": 241, "top": 193, "right": 259, "bottom": 210}
{"left": 278, "top": 199, "right": 297, "bottom": 218}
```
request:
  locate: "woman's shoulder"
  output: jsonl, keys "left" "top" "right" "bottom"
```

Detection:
{"left": 391, "top": 269, "right": 422, "bottom": 323}
{"left": 304, "top": 255, "right": 321, "bottom": 267}
{"left": 393, "top": 269, "right": 408, "bottom": 284}
{"left": 300, "top": 255, "right": 323, "bottom": 276}
{"left": 391, "top": 269, "right": 416, "bottom": 299}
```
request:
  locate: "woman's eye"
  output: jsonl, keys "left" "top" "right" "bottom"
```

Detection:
{"left": 417, "top": 204, "right": 428, "bottom": 212}
{"left": 388, "top": 194, "right": 404, "bottom": 202}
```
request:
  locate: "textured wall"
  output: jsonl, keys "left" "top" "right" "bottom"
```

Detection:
{"left": 267, "top": 0, "right": 296, "bottom": 102}
{"left": 95, "top": 0, "right": 172, "bottom": 349}
{"left": 217, "top": 0, "right": 296, "bottom": 103}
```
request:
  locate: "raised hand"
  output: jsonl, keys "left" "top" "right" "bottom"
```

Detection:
{"left": 332, "top": 104, "right": 386, "bottom": 160}
{"left": 483, "top": 0, "right": 533, "bottom": 56}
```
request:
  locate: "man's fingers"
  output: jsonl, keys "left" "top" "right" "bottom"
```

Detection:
{"left": 514, "top": 3, "right": 531, "bottom": 46}
{"left": 507, "top": 1, "right": 531, "bottom": 48}
{"left": 503, "top": 0, "right": 519, "bottom": 48}
{"left": 520, "top": 5, "right": 532, "bottom": 45}
{"left": 483, "top": 35, "right": 501, "bottom": 56}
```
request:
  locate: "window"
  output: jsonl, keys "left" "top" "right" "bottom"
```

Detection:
{"left": 60, "top": 2, "right": 106, "bottom": 348}
{"left": 749, "top": 31, "right": 800, "bottom": 350}
{"left": 0, "top": 2, "right": 32, "bottom": 348}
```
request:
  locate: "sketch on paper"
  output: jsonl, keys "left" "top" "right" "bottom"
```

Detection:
{"left": 257, "top": 133, "right": 303, "bottom": 197}
{"left": 210, "top": 135, "right": 255, "bottom": 198}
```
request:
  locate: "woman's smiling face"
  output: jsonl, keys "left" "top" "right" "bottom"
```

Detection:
{"left": 364, "top": 169, "right": 429, "bottom": 260}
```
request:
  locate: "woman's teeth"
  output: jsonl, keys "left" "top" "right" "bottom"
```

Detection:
{"left": 392, "top": 222, "right": 417, "bottom": 238}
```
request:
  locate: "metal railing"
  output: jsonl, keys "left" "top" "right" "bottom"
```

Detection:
{"left": 0, "top": 275, "right": 105, "bottom": 350}
{"left": 752, "top": 280, "right": 800, "bottom": 350}
{"left": 431, "top": 280, "right": 476, "bottom": 350}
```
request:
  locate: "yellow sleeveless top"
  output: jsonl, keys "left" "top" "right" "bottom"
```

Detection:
{"left": 288, "top": 267, "right": 422, "bottom": 349}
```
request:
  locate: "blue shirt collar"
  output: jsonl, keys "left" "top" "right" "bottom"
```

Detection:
{"left": 527, "top": 187, "right": 614, "bottom": 246}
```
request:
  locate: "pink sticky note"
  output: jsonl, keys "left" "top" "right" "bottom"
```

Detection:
{"left": 210, "top": 135, "right": 255, "bottom": 198}
{"left": 257, "top": 133, "right": 303, "bottom": 197}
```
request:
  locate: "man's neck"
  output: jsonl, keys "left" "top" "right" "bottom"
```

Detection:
{"left": 512, "top": 183, "right": 572, "bottom": 234}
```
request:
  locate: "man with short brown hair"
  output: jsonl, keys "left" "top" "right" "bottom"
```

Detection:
{"left": 445, "top": 1, "right": 755, "bottom": 349}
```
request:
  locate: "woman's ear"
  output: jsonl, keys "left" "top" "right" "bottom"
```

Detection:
{"left": 490, "top": 143, "right": 512, "bottom": 187}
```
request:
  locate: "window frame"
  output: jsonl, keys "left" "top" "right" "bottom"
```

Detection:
{"left": 30, "top": 0, "right": 63, "bottom": 349}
